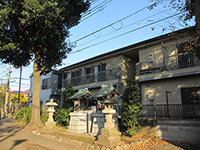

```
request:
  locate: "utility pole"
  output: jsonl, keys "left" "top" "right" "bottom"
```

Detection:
{"left": 18, "top": 66, "right": 22, "bottom": 103}
{"left": 4, "top": 63, "right": 11, "bottom": 118}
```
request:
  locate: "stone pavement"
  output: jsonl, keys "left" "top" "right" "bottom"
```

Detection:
{"left": 0, "top": 118, "right": 84, "bottom": 150}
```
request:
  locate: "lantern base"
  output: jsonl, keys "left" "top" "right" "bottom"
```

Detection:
{"left": 43, "top": 122, "right": 57, "bottom": 130}
{"left": 96, "top": 128, "right": 121, "bottom": 147}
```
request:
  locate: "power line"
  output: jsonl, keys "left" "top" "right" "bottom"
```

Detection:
{"left": 71, "top": 0, "right": 164, "bottom": 45}
{"left": 82, "top": 0, "right": 112, "bottom": 18}
{"left": 70, "top": 11, "right": 186, "bottom": 54}
{"left": 75, "top": 9, "right": 172, "bottom": 48}
{"left": 80, "top": 0, "right": 117, "bottom": 22}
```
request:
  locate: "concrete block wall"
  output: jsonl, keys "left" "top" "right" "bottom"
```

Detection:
{"left": 141, "top": 119, "right": 200, "bottom": 144}
{"left": 156, "top": 120, "right": 200, "bottom": 144}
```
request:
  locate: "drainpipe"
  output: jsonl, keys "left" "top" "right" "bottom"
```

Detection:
{"left": 166, "top": 91, "right": 170, "bottom": 118}
{"left": 116, "top": 83, "right": 119, "bottom": 115}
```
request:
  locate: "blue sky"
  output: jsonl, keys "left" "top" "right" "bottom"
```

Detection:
{"left": 0, "top": 0, "right": 195, "bottom": 91}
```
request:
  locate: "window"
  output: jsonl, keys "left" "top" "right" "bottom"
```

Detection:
{"left": 72, "top": 70, "right": 82, "bottom": 78}
{"left": 98, "top": 63, "right": 106, "bottom": 71}
{"left": 42, "top": 78, "right": 51, "bottom": 89}
{"left": 181, "top": 87, "right": 200, "bottom": 104}
{"left": 85, "top": 63, "right": 106, "bottom": 82}
{"left": 71, "top": 69, "right": 82, "bottom": 86}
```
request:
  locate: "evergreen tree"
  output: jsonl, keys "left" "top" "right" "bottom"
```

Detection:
{"left": 0, "top": 0, "right": 90, "bottom": 129}
{"left": 121, "top": 79, "right": 142, "bottom": 136}
{"left": 62, "top": 84, "right": 74, "bottom": 109}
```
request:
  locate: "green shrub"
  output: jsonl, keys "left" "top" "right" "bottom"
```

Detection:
{"left": 121, "top": 79, "right": 142, "bottom": 136}
{"left": 41, "top": 112, "right": 48, "bottom": 124}
{"left": 62, "top": 84, "right": 74, "bottom": 109}
{"left": 54, "top": 107, "right": 73, "bottom": 127}
{"left": 14, "top": 106, "right": 49, "bottom": 124}
{"left": 14, "top": 107, "right": 30, "bottom": 122}
{"left": 22, "top": 107, "right": 32, "bottom": 123}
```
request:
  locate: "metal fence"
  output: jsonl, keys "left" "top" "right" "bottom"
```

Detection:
{"left": 136, "top": 52, "right": 200, "bottom": 75}
{"left": 62, "top": 67, "right": 122, "bottom": 87}
{"left": 141, "top": 104, "right": 200, "bottom": 119}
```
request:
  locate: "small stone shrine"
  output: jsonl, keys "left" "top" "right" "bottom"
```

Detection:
{"left": 44, "top": 99, "right": 58, "bottom": 130}
{"left": 67, "top": 88, "right": 93, "bottom": 133}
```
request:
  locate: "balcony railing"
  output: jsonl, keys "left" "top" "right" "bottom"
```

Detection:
{"left": 140, "top": 104, "right": 200, "bottom": 118}
{"left": 136, "top": 52, "right": 200, "bottom": 75}
{"left": 62, "top": 68, "right": 122, "bottom": 87}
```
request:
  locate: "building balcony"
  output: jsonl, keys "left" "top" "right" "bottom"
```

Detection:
{"left": 62, "top": 68, "right": 122, "bottom": 87}
{"left": 136, "top": 52, "right": 200, "bottom": 76}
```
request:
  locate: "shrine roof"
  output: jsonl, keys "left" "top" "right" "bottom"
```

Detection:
{"left": 69, "top": 88, "right": 91, "bottom": 100}
{"left": 91, "top": 84, "right": 119, "bottom": 98}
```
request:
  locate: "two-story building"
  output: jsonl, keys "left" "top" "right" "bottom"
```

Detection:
{"left": 135, "top": 27, "right": 200, "bottom": 118}
{"left": 59, "top": 27, "right": 200, "bottom": 144}
{"left": 61, "top": 27, "right": 200, "bottom": 114}
{"left": 59, "top": 47, "right": 138, "bottom": 113}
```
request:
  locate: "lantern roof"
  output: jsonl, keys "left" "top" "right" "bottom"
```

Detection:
{"left": 91, "top": 84, "right": 119, "bottom": 98}
{"left": 45, "top": 99, "right": 58, "bottom": 106}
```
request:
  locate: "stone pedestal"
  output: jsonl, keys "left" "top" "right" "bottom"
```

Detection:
{"left": 97, "top": 128, "right": 121, "bottom": 147}
{"left": 96, "top": 109, "right": 121, "bottom": 147}
{"left": 68, "top": 110, "right": 93, "bottom": 133}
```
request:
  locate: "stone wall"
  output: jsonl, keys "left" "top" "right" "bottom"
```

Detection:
{"left": 68, "top": 111, "right": 93, "bottom": 134}
{"left": 90, "top": 111, "right": 119, "bottom": 136}
{"left": 141, "top": 119, "right": 200, "bottom": 144}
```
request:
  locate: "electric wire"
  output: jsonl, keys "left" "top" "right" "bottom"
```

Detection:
{"left": 75, "top": 9, "right": 172, "bottom": 48}
{"left": 82, "top": 0, "right": 112, "bottom": 18}
{"left": 71, "top": 0, "right": 164, "bottom": 45}
{"left": 70, "top": 11, "right": 186, "bottom": 54}
{"left": 80, "top": 0, "right": 116, "bottom": 22}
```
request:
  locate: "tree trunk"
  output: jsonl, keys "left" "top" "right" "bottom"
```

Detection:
{"left": 25, "top": 59, "right": 44, "bottom": 129}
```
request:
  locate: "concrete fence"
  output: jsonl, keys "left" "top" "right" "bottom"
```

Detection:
{"left": 141, "top": 119, "right": 200, "bottom": 144}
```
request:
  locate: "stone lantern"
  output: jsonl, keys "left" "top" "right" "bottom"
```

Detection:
{"left": 96, "top": 94, "right": 121, "bottom": 147}
{"left": 44, "top": 99, "right": 58, "bottom": 129}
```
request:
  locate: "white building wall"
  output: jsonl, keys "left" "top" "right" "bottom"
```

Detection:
{"left": 40, "top": 73, "right": 52, "bottom": 105}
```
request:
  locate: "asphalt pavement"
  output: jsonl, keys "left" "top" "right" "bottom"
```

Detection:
{"left": 0, "top": 118, "right": 83, "bottom": 150}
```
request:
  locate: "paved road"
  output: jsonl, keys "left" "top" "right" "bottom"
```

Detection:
{"left": 0, "top": 118, "right": 83, "bottom": 150}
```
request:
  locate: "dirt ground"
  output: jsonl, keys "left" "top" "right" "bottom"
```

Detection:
{"left": 121, "top": 134, "right": 199, "bottom": 150}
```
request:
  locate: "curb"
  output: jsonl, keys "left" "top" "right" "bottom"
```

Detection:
{"left": 33, "top": 130, "right": 152, "bottom": 150}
